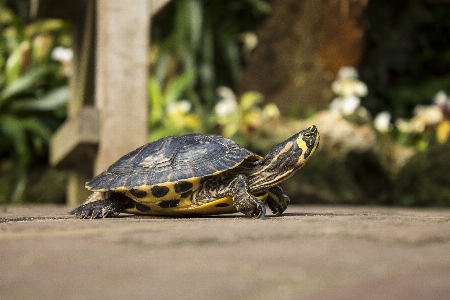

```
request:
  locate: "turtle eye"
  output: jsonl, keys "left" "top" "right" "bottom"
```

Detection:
{"left": 301, "top": 133, "right": 316, "bottom": 149}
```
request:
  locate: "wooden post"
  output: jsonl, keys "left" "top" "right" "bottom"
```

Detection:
{"left": 45, "top": 1, "right": 98, "bottom": 206}
{"left": 33, "top": 0, "right": 172, "bottom": 205}
{"left": 94, "top": 0, "right": 149, "bottom": 174}
{"left": 65, "top": 0, "right": 97, "bottom": 206}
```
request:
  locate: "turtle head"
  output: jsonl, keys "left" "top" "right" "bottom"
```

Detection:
{"left": 293, "top": 125, "right": 320, "bottom": 167}
{"left": 248, "top": 125, "right": 320, "bottom": 191}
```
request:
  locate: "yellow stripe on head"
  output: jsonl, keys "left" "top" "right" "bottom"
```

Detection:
{"left": 296, "top": 125, "right": 320, "bottom": 165}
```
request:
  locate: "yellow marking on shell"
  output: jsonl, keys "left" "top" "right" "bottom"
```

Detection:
{"left": 112, "top": 177, "right": 201, "bottom": 204}
{"left": 122, "top": 197, "right": 234, "bottom": 216}
{"left": 122, "top": 192, "right": 268, "bottom": 216}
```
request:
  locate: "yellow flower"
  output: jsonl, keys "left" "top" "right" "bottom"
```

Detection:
{"left": 436, "top": 120, "right": 450, "bottom": 143}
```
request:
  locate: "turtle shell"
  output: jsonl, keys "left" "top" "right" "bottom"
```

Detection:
{"left": 86, "top": 134, "right": 259, "bottom": 198}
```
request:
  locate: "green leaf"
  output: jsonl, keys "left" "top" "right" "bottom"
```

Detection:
{"left": 164, "top": 70, "right": 197, "bottom": 104}
{"left": 4, "top": 40, "right": 29, "bottom": 85}
{"left": 153, "top": 50, "right": 170, "bottom": 83}
{"left": 0, "top": 114, "right": 30, "bottom": 203}
{"left": 0, "top": 115, "right": 29, "bottom": 164}
{"left": 186, "top": 0, "right": 203, "bottom": 50}
{"left": 199, "top": 23, "right": 215, "bottom": 101}
{"left": 10, "top": 86, "right": 69, "bottom": 111}
{"left": 21, "top": 116, "right": 53, "bottom": 142}
{"left": 219, "top": 33, "right": 241, "bottom": 84}
{"left": 1, "top": 67, "right": 49, "bottom": 101}
{"left": 148, "top": 77, "right": 164, "bottom": 125}
{"left": 239, "top": 91, "right": 263, "bottom": 111}
{"left": 26, "top": 19, "right": 67, "bottom": 36}
{"left": 0, "top": 6, "right": 15, "bottom": 26}
{"left": 244, "top": 0, "right": 271, "bottom": 14}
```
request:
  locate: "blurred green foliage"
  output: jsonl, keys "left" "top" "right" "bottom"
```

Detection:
{"left": 150, "top": 0, "right": 270, "bottom": 110}
{"left": 148, "top": 71, "right": 203, "bottom": 140}
{"left": 360, "top": 0, "right": 450, "bottom": 119}
{"left": 0, "top": 3, "right": 70, "bottom": 202}
{"left": 394, "top": 142, "right": 450, "bottom": 207}
{"left": 213, "top": 87, "right": 280, "bottom": 146}
{"left": 147, "top": 72, "right": 280, "bottom": 147}
{"left": 148, "top": 0, "right": 274, "bottom": 145}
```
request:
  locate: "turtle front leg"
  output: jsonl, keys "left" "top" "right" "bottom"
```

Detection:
{"left": 266, "top": 185, "right": 290, "bottom": 215}
{"left": 196, "top": 174, "right": 266, "bottom": 218}
{"left": 73, "top": 192, "right": 127, "bottom": 219}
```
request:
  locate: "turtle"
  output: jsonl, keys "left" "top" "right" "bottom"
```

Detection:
{"left": 73, "top": 125, "right": 319, "bottom": 219}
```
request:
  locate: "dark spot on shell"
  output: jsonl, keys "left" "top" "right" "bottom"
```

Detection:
{"left": 135, "top": 202, "right": 151, "bottom": 212}
{"left": 174, "top": 181, "right": 194, "bottom": 193}
{"left": 123, "top": 199, "right": 137, "bottom": 209}
{"left": 151, "top": 185, "right": 170, "bottom": 198}
{"left": 215, "top": 203, "right": 230, "bottom": 207}
{"left": 180, "top": 190, "right": 192, "bottom": 198}
{"left": 158, "top": 199, "right": 180, "bottom": 208}
{"left": 129, "top": 188, "right": 148, "bottom": 198}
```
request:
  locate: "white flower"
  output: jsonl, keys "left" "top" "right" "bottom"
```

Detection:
{"left": 239, "top": 32, "right": 258, "bottom": 53}
{"left": 216, "top": 86, "right": 236, "bottom": 102}
{"left": 396, "top": 104, "right": 445, "bottom": 134}
{"left": 353, "top": 81, "right": 368, "bottom": 97}
{"left": 332, "top": 66, "right": 368, "bottom": 98}
{"left": 214, "top": 97, "right": 238, "bottom": 117}
{"left": 337, "top": 66, "right": 358, "bottom": 80}
{"left": 414, "top": 105, "right": 443, "bottom": 126}
{"left": 167, "top": 100, "right": 192, "bottom": 115}
{"left": 51, "top": 46, "right": 73, "bottom": 62}
{"left": 332, "top": 78, "right": 368, "bottom": 98}
{"left": 434, "top": 90, "right": 449, "bottom": 106}
{"left": 434, "top": 90, "right": 450, "bottom": 116}
{"left": 329, "top": 96, "right": 360, "bottom": 116}
{"left": 395, "top": 118, "right": 413, "bottom": 133}
{"left": 374, "top": 111, "right": 391, "bottom": 133}
{"left": 215, "top": 86, "right": 238, "bottom": 117}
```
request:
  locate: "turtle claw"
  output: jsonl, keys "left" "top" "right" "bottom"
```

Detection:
{"left": 252, "top": 202, "right": 266, "bottom": 219}
{"left": 74, "top": 205, "right": 101, "bottom": 219}
{"left": 266, "top": 185, "right": 290, "bottom": 216}
{"left": 73, "top": 199, "right": 122, "bottom": 219}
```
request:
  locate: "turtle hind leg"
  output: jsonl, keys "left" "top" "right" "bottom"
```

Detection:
{"left": 73, "top": 192, "right": 128, "bottom": 219}
{"left": 266, "top": 185, "right": 290, "bottom": 215}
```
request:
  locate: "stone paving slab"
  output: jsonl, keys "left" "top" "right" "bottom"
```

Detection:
{"left": 1, "top": 205, "right": 449, "bottom": 300}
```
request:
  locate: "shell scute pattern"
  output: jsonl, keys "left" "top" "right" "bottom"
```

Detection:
{"left": 86, "top": 134, "right": 254, "bottom": 192}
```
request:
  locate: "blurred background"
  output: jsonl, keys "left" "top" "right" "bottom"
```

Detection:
{"left": 1, "top": 0, "right": 449, "bottom": 207}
